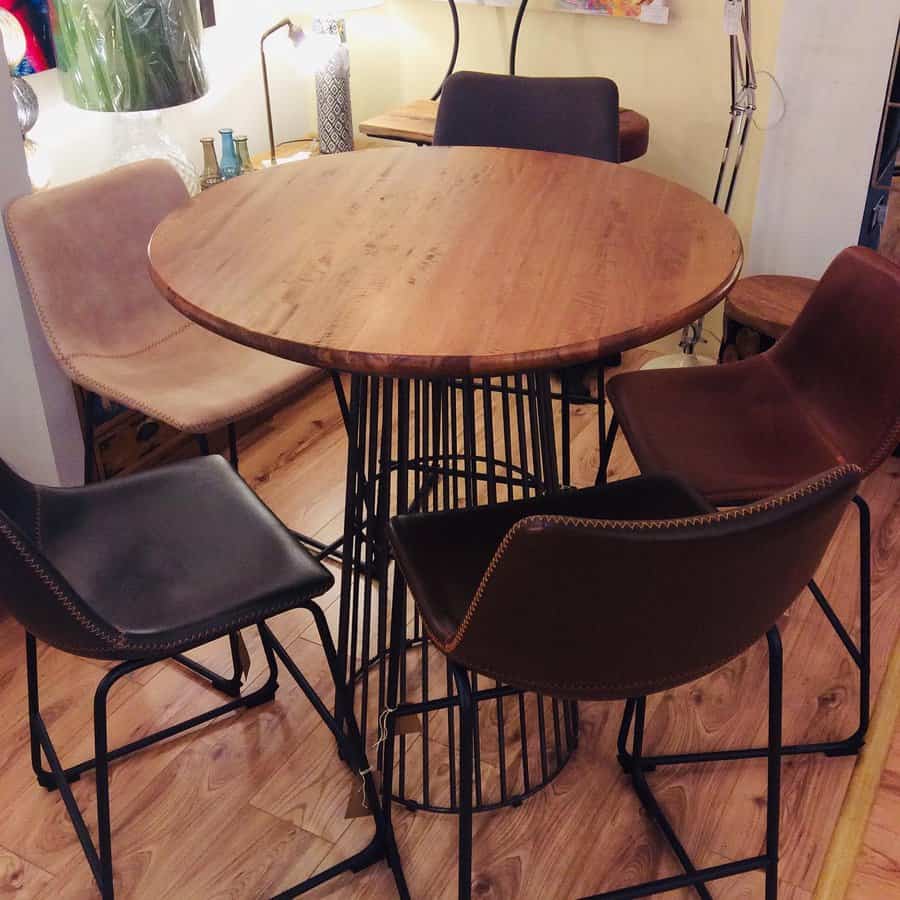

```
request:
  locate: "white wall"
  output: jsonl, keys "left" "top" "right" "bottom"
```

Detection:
{"left": 0, "top": 55, "right": 83, "bottom": 485}
{"left": 748, "top": 1, "right": 900, "bottom": 278}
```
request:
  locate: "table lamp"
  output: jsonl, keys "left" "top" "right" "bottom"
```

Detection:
{"left": 261, "top": 0, "right": 381, "bottom": 160}
{"left": 46, "top": 0, "right": 208, "bottom": 193}
{"left": 1, "top": 9, "right": 51, "bottom": 189}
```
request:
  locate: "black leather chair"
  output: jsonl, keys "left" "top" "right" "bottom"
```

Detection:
{"left": 0, "top": 454, "right": 408, "bottom": 899}
{"left": 434, "top": 70, "right": 622, "bottom": 485}
{"left": 385, "top": 466, "right": 861, "bottom": 899}
{"left": 434, "top": 71, "right": 620, "bottom": 162}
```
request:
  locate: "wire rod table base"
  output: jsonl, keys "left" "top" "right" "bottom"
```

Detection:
{"left": 332, "top": 370, "right": 578, "bottom": 812}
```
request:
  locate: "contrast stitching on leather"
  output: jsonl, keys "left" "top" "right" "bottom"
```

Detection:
{"left": 450, "top": 635, "right": 761, "bottom": 697}
{"left": 440, "top": 464, "right": 858, "bottom": 654}
{"left": 68, "top": 322, "right": 193, "bottom": 360}
{"left": 5, "top": 210, "right": 314, "bottom": 433}
{"left": 34, "top": 488, "right": 41, "bottom": 549}
{"left": 59, "top": 359, "right": 312, "bottom": 434}
{"left": 866, "top": 415, "right": 900, "bottom": 475}
{"left": 117, "top": 591, "right": 324, "bottom": 652}
{"left": 0, "top": 519, "right": 125, "bottom": 649}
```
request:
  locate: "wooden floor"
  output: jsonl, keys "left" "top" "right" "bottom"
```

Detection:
{"left": 1, "top": 349, "right": 898, "bottom": 899}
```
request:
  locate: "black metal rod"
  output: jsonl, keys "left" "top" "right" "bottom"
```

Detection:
{"left": 432, "top": 0, "right": 461, "bottom": 101}
{"left": 765, "top": 626, "right": 783, "bottom": 900}
{"left": 580, "top": 856, "right": 769, "bottom": 900}
{"left": 509, "top": 0, "right": 530, "bottom": 76}
{"left": 454, "top": 664, "right": 475, "bottom": 900}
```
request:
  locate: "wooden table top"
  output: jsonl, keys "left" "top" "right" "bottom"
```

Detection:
{"left": 150, "top": 147, "right": 742, "bottom": 378}
{"left": 358, "top": 99, "right": 651, "bottom": 162}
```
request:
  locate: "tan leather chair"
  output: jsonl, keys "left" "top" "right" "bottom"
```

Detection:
{"left": 4, "top": 160, "right": 323, "bottom": 479}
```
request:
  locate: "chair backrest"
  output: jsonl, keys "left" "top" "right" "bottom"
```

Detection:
{"left": 438, "top": 466, "right": 860, "bottom": 701}
{"left": 0, "top": 458, "right": 123, "bottom": 656}
{"left": 772, "top": 247, "right": 900, "bottom": 475}
{"left": 433, "top": 71, "right": 620, "bottom": 162}
{"left": 4, "top": 160, "right": 190, "bottom": 363}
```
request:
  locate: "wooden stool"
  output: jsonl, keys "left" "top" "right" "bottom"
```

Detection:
{"left": 719, "top": 274, "right": 818, "bottom": 362}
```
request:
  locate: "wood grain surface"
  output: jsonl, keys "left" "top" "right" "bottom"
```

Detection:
{"left": 150, "top": 147, "right": 742, "bottom": 378}
{"left": 357, "top": 99, "right": 651, "bottom": 163}
{"left": 2, "top": 352, "right": 896, "bottom": 899}
{"left": 724, "top": 275, "right": 819, "bottom": 339}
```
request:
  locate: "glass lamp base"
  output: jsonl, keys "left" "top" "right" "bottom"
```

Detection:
{"left": 642, "top": 352, "right": 717, "bottom": 370}
{"left": 112, "top": 111, "right": 200, "bottom": 196}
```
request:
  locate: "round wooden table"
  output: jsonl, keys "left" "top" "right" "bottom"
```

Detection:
{"left": 150, "top": 146, "right": 742, "bottom": 813}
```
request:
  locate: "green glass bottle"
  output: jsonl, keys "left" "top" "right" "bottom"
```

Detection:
{"left": 235, "top": 135, "right": 255, "bottom": 175}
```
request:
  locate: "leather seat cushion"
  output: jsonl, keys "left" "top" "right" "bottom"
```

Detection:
{"left": 35, "top": 456, "right": 333, "bottom": 654}
{"left": 389, "top": 476, "right": 713, "bottom": 646}
{"left": 69, "top": 323, "right": 323, "bottom": 433}
{"left": 607, "top": 355, "right": 843, "bottom": 506}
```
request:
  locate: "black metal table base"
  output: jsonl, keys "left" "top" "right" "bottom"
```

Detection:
{"left": 332, "top": 370, "right": 579, "bottom": 813}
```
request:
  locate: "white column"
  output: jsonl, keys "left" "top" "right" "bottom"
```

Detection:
{"left": 0, "top": 51, "right": 83, "bottom": 485}
{"left": 748, "top": 2, "right": 900, "bottom": 277}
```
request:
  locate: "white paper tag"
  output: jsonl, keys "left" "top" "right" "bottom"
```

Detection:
{"left": 639, "top": 0, "right": 669, "bottom": 26}
{"left": 724, "top": 0, "right": 743, "bottom": 35}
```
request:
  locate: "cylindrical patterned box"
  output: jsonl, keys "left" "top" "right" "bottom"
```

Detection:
{"left": 313, "top": 16, "right": 354, "bottom": 155}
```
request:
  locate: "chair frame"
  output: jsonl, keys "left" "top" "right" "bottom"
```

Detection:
{"left": 382, "top": 604, "right": 783, "bottom": 899}
{"left": 600, "top": 417, "right": 872, "bottom": 763}
{"left": 26, "top": 602, "right": 409, "bottom": 900}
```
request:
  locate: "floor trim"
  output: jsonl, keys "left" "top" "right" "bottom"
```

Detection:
{"left": 814, "top": 633, "right": 900, "bottom": 899}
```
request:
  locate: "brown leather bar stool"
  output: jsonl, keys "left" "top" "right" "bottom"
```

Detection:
{"left": 0, "top": 454, "right": 408, "bottom": 900}
{"left": 605, "top": 246, "right": 900, "bottom": 760}
{"left": 433, "top": 70, "right": 622, "bottom": 486}
{"left": 384, "top": 467, "right": 861, "bottom": 899}
{"left": 719, "top": 275, "right": 817, "bottom": 362}
{"left": 4, "top": 161, "right": 335, "bottom": 697}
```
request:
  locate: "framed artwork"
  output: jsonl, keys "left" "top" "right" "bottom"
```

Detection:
{"left": 557, "top": 0, "right": 669, "bottom": 24}
{"left": 1, "top": 0, "right": 54, "bottom": 75}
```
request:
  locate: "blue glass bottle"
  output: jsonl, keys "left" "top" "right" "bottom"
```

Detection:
{"left": 219, "top": 128, "right": 241, "bottom": 179}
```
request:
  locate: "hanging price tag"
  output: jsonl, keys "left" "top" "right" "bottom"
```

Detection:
{"left": 724, "top": 0, "right": 743, "bottom": 35}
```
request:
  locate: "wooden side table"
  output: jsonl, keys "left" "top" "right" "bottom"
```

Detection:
{"left": 359, "top": 98, "right": 651, "bottom": 162}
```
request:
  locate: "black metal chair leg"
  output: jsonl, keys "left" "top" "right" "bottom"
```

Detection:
{"left": 453, "top": 663, "right": 475, "bottom": 900}
{"left": 172, "top": 633, "right": 245, "bottom": 698}
{"left": 595, "top": 413, "right": 618, "bottom": 487}
{"left": 852, "top": 494, "right": 871, "bottom": 743}
{"left": 227, "top": 422, "right": 239, "bottom": 470}
{"left": 261, "top": 611, "right": 410, "bottom": 899}
{"left": 765, "top": 627, "right": 783, "bottom": 900}
{"left": 82, "top": 391, "right": 97, "bottom": 485}
{"left": 93, "top": 663, "right": 130, "bottom": 899}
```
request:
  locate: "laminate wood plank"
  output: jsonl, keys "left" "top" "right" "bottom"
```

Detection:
{"left": 0, "top": 845, "right": 53, "bottom": 898}
{"left": 2, "top": 353, "right": 898, "bottom": 898}
{"left": 150, "top": 147, "right": 742, "bottom": 377}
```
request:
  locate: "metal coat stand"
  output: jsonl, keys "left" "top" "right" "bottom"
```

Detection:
{"left": 659, "top": 0, "right": 758, "bottom": 365}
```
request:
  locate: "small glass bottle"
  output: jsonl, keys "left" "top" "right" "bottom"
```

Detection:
{"left": 200, "top": 137, "right": 221, "bottom": 190}
{"left": 234, "top": 135, "right": 254, "bottom": 174}
{"left": 219, "top": 128, "right": 241, "bottom": 179}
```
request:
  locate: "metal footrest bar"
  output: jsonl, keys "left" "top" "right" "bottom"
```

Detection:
{"left": 580, "top": 856, "right": 770, "bottom": 900}
{"left": 171, "top": 650, "right": 243, "bottom": 697}
{"left": 38, "top": 692, "right": 256, "bottom": 789}
{"left": 269, "top": 838, "right": 386, "bottom": 899}
{"left": 290, "top": 528, "right": 344, "bottom": 563}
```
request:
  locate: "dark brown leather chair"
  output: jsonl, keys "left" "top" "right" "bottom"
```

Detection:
{"left": 433, "top": 70, "right": 621, "bottom": 485}
{"left": 385, "top": 466, "right": 861, "bottom": 899}
{"left": 434, "top": 71, "right": 620, "bottom": 162}
{"left": 0, "top": 455, "right": 407, "bottom": 899}
{"left": 606, "top": 246, "right": 900, "bottom": 759}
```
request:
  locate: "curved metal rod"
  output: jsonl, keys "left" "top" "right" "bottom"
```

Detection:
{"left": 509, "top": 0, "right": 530, "bottom": 75}
{"left": 431, "top": 0, "right": 461, "bottom": 100}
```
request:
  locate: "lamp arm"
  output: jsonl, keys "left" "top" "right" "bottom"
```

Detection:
{"left": 260, "top": 19, "right": 293, "bottom": 166}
